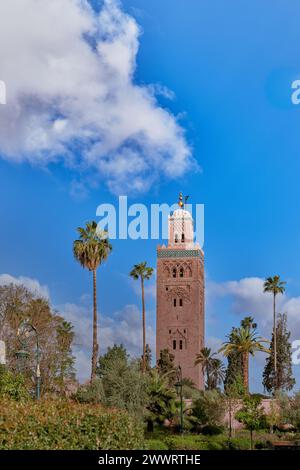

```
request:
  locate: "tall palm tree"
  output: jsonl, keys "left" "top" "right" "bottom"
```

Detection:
{"left": 73, "top": 221, "right": 112, "bottom": 381}
{"left": 263, "top": 276, "right": 286, "bottom": 388}
{"left": 219, "top": 327, "right": 269, "bottom": 392}
{"left": 195, "top": 347, "right": 216, "bottom": 390}
{"left": 241, "top": 316, "right": 257, "bottom": 330}
{"left": 130, "top": 262, "right": 153, "bottom": 373}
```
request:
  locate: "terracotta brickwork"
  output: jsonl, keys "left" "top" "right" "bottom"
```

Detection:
{"left": 156, "top": 208, "right": 205, "bottom": 389}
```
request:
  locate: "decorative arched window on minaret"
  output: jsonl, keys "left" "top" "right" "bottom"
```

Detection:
{"left": 156, "top": 193, "right": 205, "bottom": 390}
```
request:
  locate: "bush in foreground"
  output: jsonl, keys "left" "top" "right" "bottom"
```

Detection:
{"left": 0, "top": 366, "right": 29, "bottom": 401}
{"left": 0, "top": 399, "right": 143, "bottom": 450}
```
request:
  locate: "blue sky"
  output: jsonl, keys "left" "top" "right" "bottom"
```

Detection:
{"left": 0, "top": 0, "right": 300, "bottom": 391}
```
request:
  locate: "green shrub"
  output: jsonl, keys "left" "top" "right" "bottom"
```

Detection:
{"left": 0, "top": 366, "right": 29, "bottom": 401}
{"left": 206, "top": 441, "right": 225, "bottom": 450}
{"left": 192, "top": 390, "right": 225, "bottom": 428}
{"left": 201, "top": 424, "right": 224, "bottom": 436}
{"left": 228, "top": 436, "right": 250, "bottom": 450}
{"left": 146, "top": 439, "right": 168, "bottom": 450}
{"left": 73, "top": 378, "right": 104, "bottom": 404}
{"left": 163, "top": 434, "right": 221, "bottom": 450}
{"left": 164, "top": 436, "right": 177, "bottom": 450}
{"left": 0, "top": 399, "right": 143, "bottom": 450}
{"left": 254, "top": 439, "right": 272, "bottom": 450}
{"left": 279, "top": 391, "right": 300, "bottom": 431}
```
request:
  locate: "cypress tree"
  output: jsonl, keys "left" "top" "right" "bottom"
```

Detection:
{"left": 157, "top": 348, "right": 176, "bottom": 384}
{"left": 263, "top": 313, "right": 295, "bottom": 394}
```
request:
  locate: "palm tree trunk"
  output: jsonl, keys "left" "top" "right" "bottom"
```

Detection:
{"left": 206, "top": 366, "right": 211, "bottom": 390}
{"left": 141, "top": 276, "right": 146, "bottom": 373}
{"left": 273, "top": 292, "right": 277, "bottom": 390}
{"left": 242, "top": 352, "right": 249, "bottom": 392}
{"left": 91, "top": 269, "right": 98, "bottom": 381}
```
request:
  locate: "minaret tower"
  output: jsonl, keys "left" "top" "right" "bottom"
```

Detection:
{"left": 156, "top": 193, "right": 204, "bottom": 389}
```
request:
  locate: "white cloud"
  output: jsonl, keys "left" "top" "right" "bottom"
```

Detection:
{"left": 128, "top": 268, "right": 157, "bottom": 299}
{"left": 130, "top": 279, "right": 156, "bottom": 300}
{"left": 206, "top": 336, "right": 223, "bottom": 358}
{"left": 0, "top": 0, "right": 194, "bottom": 194}
{"left": 0, "top": 273, "right": 49, "bottom": 299}
{"left": 209, "top": 277, "right": 300, "bottom": 340}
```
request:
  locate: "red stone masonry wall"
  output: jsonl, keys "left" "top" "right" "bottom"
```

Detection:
{"left": 156, "top": 247, "right": 205, "bottom": 389}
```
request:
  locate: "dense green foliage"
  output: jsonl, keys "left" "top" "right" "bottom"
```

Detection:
{"left": 235, "top": 395, "right": 267, "bottom": 449}
{"left": 0, "top": 365, "right": 29, "bottom": 401}
{"left": 145, "top": 369, "right": 177, "bottom": 430}
{"left": 97, "top": 344, "right": 128, "bottom": 378}
{"left": 0, "top": 399, "right": 143, "bottom": 450}
{"left": 144, "top": 429, "right": 277, "bottom": 450}
{"left": 224, "top": 327, "right": 243, "bottom": 391}
{"left": 263, "top": 313, "right": 295, "bottom": 393}
{"left": 224, "top": 317, "right": 261, "bottom": 393}
{"left": 77, "top": 345, "right": 148, "bottom": 420}
{"left": 74, "top": 378, "right": 104, "bottom": 404}
{"left": 192, "top": 390, "right": 225, "bottom": 429}
{"left": 220, "top": 318, "right": 269, "bottom": 391}
{"left": 156, "top": 348, "right": 176, "bottom": 384}
{"left": 279, "top": 391, "right": 300, "bottom": 430}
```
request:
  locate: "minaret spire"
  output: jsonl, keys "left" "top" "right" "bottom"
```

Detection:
{"left": 178, "top": 192, "right": 184, "bottom": 208}
{"left": 178, "top": 192, "right": 190, "bottom": 209}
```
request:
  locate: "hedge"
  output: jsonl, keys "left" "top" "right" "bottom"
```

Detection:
{"left": 0, "top": 399, "right": 143, "bottom": 450}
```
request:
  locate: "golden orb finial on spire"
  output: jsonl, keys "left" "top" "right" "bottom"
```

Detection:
{"left": 178, "top": 192, "right": 184, "bottom": 208}
{"left": 178, "top": 192, "right": 190, "bottom": 209}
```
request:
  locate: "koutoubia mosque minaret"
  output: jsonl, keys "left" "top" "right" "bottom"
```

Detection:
{"left": 156, "top": 193, "right": 205, "bottom": 389}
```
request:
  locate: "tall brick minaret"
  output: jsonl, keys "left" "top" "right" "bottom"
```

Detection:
{"left": 156, "top": 194, "right": 204, "bottom": 389}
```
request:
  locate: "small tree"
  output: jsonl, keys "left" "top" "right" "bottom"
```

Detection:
{"left": 235, "top": 395, "right": 266, "bottom": 449}
{"left": 55, "top": 320, "right": 76, "bottom": 395}
{"left": 157, "top": 349, "right": 176, "bottom": 385}
{"left": 266, "top": 399, "right": 281, "bottom": 434}
{"left": 96, "top": 345, "right": 148, "bottom": 420}
{"left": 224, "top": 375, "right": 245, "bottom": 438}
{"left": 279, "top": 391, "right": 300, "bottom": 431}
{"left": 97, "top": 344, "right": 128, "bottom": 378}
{"left": 192, "top": 390, "right": 225, "bottom": 430}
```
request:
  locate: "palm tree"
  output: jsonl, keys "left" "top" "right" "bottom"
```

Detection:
{"left": 219, "top": 327, "right": 269, "bottom": 392}
{"left": 241, "top": 316, "right": 257, "bottom": 330}
{"left": 263, "top": 276, "right": 286, "bottom": 388}
{"left": 195, "top": 347, "right": 216, "bottom": 390}
{"left": 73, "top": 221, "right": 112, "bottom": 381}
{"left": 130, "top": 262, "right": 153, "bottom": 373}
{"left": 146, "top": 369, "right": 177, "bottom": 432}
{"left": 209, "top": 358, "right": 226, "bottom": 389}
